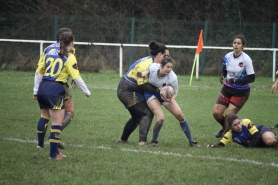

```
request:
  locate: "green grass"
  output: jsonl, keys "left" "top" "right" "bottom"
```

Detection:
{"left": 1, "top": 70, "right": 278, "bottom": 185}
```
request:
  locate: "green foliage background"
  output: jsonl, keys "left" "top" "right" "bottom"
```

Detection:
{"left": 0, "top": 0, "right": 278, "bottom": 76}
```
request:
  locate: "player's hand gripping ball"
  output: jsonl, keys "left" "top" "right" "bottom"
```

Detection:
{"left": 160, "top": 86, "right": 174, "bottom": 99}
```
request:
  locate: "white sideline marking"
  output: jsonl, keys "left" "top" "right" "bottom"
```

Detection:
{"left": 4, "top": 137, "right": 278, "bottom": 168}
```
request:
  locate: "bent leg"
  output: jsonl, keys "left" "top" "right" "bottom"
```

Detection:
{"left": 148, "top": 99, "right": 164, "bottom": 143}
{"left": 212, "top": 103, "right": 227, "bottom": 127}
{"left": 120, "top": 115, "right": 140, "bottom": 141}
{"left": 62, "top": 97, "right": 75, "bottom": 130}
{"left": 37, "top": 109, "right": 50, "bottom": 148}
{"left": 165, "top": 101, "right": 195, "bottom": 144}
{"left": 261, "top": 131, "right": 278, "bottom": 147}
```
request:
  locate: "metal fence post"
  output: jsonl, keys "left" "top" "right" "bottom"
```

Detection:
{"left": 129, "top": 18, "right": 135, "bottom": 67}
{"left": 201, "top": 21, "right": 208, "bottom": 75}
{"left": 54, "top": 15, "right": 58, "bottom": 41}
{"left": 272, "top": 22, "right": 276, "bottom": 78}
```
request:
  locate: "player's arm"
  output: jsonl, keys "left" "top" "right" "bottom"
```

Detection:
{"left": 247, "top": 131, "right": 260, "bottom": 148}
{"left": 220, "top": 69, "right": 227, "bottom": 84}
{"left": 271, "top": 80, "right": 278, "bottom": 94}
{"left": 137, "top": 68, "right": 159, "bottom": 93}
{"left": 66, "top": 55, "right": 91, "bottom": 97}
{"left": 245, "top": 120, "right": 260, "bottom": 148}
{"left": 74, "top": 78, "right": 91, "bottom": 97}
{"left": 137, "top": 70, "right": 150, "bottom": 78}
{"left": 33, "top": 54, "right": 46, "bottom": 99}
{"left": 138, "top": 83, "right": 160, "bottom": 93}
{"left": 207, "top": 142, "right": 225, "bottom": 148}
{"left": 229, "top": 74, "right": 255, "bottom": 85}
{"left": 207, "top": 131, "right": 232, "bottom": 148}
{"left": 33, "top": 72, "right": 43, "bottom": 97}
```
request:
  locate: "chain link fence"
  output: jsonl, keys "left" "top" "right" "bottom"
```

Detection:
{"left": 0, "top": 13, "right": 277, "bottom": 76}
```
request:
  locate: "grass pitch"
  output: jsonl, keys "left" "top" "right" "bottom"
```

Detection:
{"left": 1, "top": 70, "right": 278, "bottom": 185}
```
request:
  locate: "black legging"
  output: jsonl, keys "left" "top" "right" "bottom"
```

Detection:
{"left": 120, "top": 101, "right": 154, "bottom": 142}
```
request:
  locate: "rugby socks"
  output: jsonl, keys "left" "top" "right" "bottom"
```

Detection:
{"left": 49, "top": 125, "right": 62, "bottom": 158}
{"left": 37, "top": 117, "right": 49, "bottom": 148}
{"left": 62, "top": 112, "right": 74, "bottom": 130}
{"left": 216, "top": 116, "right": 225, "bottom": 129}
{"left": 180, "top": 120, "right": 193, "bottom": 142}
{"left": 152, "top": 120, "right": 163, "bottom": 142}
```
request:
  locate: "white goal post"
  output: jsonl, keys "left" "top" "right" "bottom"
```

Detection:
{"left": 0, "top": 39, "right": 277, "bottom": 82}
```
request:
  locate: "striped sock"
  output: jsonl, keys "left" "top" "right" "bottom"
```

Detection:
{"left": 37, "top": 117, "right": 49, "bottom": 148}
{"left": 49, "top": 125, "right": 62, "bottom": 158}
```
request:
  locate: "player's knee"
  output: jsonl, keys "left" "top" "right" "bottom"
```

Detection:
{"left": 213, "top": 111, "right": 225, "bottom": 120}
{"left": 212, "top": 111, "right": 219, "bottom": 118}
{"left": 266, "top": 138, "right": 278, "bottom": 147}
{"left": 175, "top": 113, "right": 184, "bottom": 122}
{"left": 157, "top": 118, "right": 164, "bottom": 125}
{"left": 68, "top": 111, "right": 75, "bottom": 118}
{"left": 37, "top": 117, "right": 49, "bottom": 132}
{"left": 37, "top": 124, "right": 48, "bottom": 132}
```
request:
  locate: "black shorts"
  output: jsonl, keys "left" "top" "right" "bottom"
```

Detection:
{"left": 216, "top": 85, "right": 250, "bottom": 109}
{"left": 254, "top": 125, "right": 274, "bottom": 148}
{"left": 37, "top": 80, "right": 65, "bottom": 110}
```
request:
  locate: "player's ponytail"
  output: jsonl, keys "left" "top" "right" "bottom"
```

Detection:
{"left": 149, "top": 41, "right": 168, "bottom": 56}
{"left": 56, "top": 27, "right": 72, "bottom": 41}
{"left": 59, "top": 32, "right": 74, "bottom": 57}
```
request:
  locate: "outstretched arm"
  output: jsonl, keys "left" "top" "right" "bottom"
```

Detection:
{"left": 207, "top": 142, "right": 225, "bottom": 148}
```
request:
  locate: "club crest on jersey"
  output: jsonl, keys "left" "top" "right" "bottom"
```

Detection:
{"left": 238, "top": 62, "right": 243, "bottom": 67}
{"left": 73, "top": 63, "right": 78, "bottom": 70}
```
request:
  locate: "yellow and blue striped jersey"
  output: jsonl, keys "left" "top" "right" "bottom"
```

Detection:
{"left": 36, "top": 42, "right": 60, "bottom": 74}
{"left": 36, "top": 42, "right": 76, "bottom": 75}
{"left": 41, "top": 49, "right": 81, "bottom": 83}
{"left": 125, "top": 56, "right": 154, "bottom": 85}
{"left": 220, "top": 119, "right": 258, "bottom": 147}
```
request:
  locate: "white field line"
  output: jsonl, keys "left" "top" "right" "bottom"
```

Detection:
{"left": 4, "top": 137, "right": 278, "bottom": 168}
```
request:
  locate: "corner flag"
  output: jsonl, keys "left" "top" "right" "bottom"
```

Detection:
{"left": 189, "top": 30, "right": 204, "bottom": 86}
{"left": 196, "top": 30, "right": 203, "bottom": 55}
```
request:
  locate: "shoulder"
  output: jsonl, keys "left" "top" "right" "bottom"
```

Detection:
{"left": 138, "top": 56, "right": 152, "bottom": 63}
{"left": 67, "top": 53, "right": 77, "bottom": 61}
{"left": 241, "top": 118, "right": 256, "bottom": 129}
{"left": 169, "top": 71, "right": 177, "bottom": 79}
{"left": 225, "top": 51, "right": 234, "bottom": 58}
{"left": 65, "top": 54, "right": 78, "bottom": 66}
{"left": 223, "top": 52, "right": 234, "bottom": 62}
{"left": 47, "top": 49, "right": 59, "bottom": 56}
{"left": 149, "top": 62, "right": 160, "bottom": 70}
{"left": 242, "top": 52, "right": 252, "bottom": 61}
{"left": 44, "top": 42, "right": 60, "bottom": 53}
{"left": 241, "top": 118, "right": 251, "bottom": 126}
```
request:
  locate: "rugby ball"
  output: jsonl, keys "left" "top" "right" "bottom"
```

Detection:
{"left": 160, "top": 86, "right": 174, "bottom": 99}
